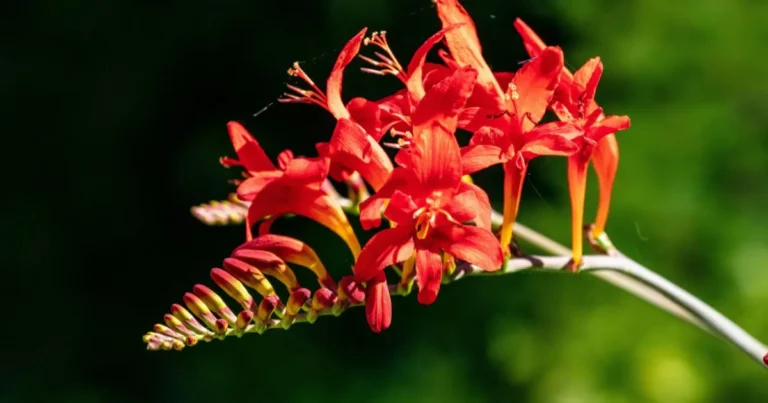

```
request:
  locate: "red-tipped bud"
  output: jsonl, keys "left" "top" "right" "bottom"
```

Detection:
{"left": 171, "top": 340, "right": 185, "bottom": 351}
{"left": 214, "top": 318, "right": 229, "bottom": 335}
{"left": 312, "top": 288, "right": 337, "bottom": 312}
{"left": 235, "top": 234, "right": 337, "bottom": 290}
{"left": 183, "top": 292, "right": 218, "bottom": 330}
{"left": 163, "top": 314, "right": 195, "bottom": 337}
{"left": 365, "top": 273, "right": 392, "bottom": 333}
{"left": 287, "top": 288, "right": 312, "bottom": 316}
{"left": 339, "top": 276, "right": 365, "bottom": 304}
{"left": 257, "top": 295, "right": 280, "bottom": 324}
{"left": 223, "top": 258, "right": 276, "bottom": 296}
{"left": 185, "top": 335, "right": 199, "bottom": 347}
{"left": 211, "top": 268, "right": 255, "bottom": 310}
{"left": 236, "top": 310, "right": 254, "bottom": 331}
{"left": 763, "top": 352, "right": 768, "bottom": 367}
{"left": 171, "top": 303, "right": 209, "bottom": 335}
{"left": 193, "top": 284, "right": 237, "bottom": 325}
{"left": 231, "top": 250, "right": 299, "bottom": 290}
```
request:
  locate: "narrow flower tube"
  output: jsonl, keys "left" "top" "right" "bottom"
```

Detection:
{"left": 499, "top": 162, "right": 527, "bottom": 253}
{"left": 567, "top": 156, "right": 589, "bottom": 268}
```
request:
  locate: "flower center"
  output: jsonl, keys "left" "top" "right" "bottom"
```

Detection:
{"left": 411, "top": 192, "right": 460, "bottom": 240}
{"left": 278, "top": 62, "right": 330, "bottom": 111}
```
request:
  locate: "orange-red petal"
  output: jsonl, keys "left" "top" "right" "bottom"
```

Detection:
{"left": 406, "top": 24, "right": 462, "bottom": 102}
{"left": 435, "top": 0, "right": 504, "bottom": 107}
{"left": 327, "top": 29, "right": 367, "bottom": 120}
{"left": 510, "top": 46, "right": 564, "bottom": 130}
{"left": 353, "top": 226, "right": 414, "bottom": 281}
{"left": 433, "top": 225, "right": 503, "bottom": 272}
{"left": 226, "top": 121, "right": 276, "bottom": 173}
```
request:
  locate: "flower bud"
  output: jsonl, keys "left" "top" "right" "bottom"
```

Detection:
{"left": 153, "top": 324, "right": 185, "bottom": 342}
{"left": 312, "top": 288, "right": 337, "bottom": 312}
{"left": 223, "top": 258, "right": 275, "bottom": 296}
{"left": 163, "top": 314, "right": 195, "bottom": 337}
{"left": 338, "top": 276, "right": 365, "bottom": 304}
{"left": 211, "top": 268, "right": 255, "bottom": 310}
{"left": 257, "top": 295, "right": 279, "bottom": 324}
{"left": 170, "top": 303, "right": 209, "bottom": 335}
{"left": 231, "top": 250, "right": 299, "bottom": 290}
{"left": 214, "top": 318, "right": 229, "bottom": 336}
{"left": 183, "top": 292, "right": 217, "bottom": 330}
{"left": 193, "top": 284, "right": 237, "bottom": 325}
{"left": 236, "top": 310, "right": 254, "bottom": 332}
{"left": 287, "top": 288, "right": 311, "bottom": 316}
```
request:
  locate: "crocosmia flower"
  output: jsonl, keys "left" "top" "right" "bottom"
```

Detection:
{"left": 355, "top": 66, "right": 503, "bottom": 331}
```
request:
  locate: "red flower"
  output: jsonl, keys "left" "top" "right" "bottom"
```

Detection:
{"left": 223, "top": 121, "right": 361, "bottom": 257}
{"left": 280, "top": 29, "right": 393, "bottom": 192}
{"left": 459, "top": 47, "right": 580, "bottom": 251}
{"left": 514, "top": 19, "right": 630, "bottom": 265}
{"left": 354, "top": 66, "right": 503, "bottom": 332}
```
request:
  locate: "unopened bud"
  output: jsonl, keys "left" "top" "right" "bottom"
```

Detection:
{"left": 339, "top": 276, "right": 365, "bottom": 304}
{"left": 231, "top": 250, "right": 299, "bottom": 290}
{"left": 211, "top": 268, "right": 254, "bottom": 310}
{"left": 223, "top": 258, "right": 275, "bottom": 296}
{"left": 286, "top": 288, "right": 311, "bottom": 316}
{"left": 214, "top": 318, "right": 229, "bottom": 335}
{"left": 171, "top": 303, "right": 209, "bottom": 335}
{"left": 236, "top": 310, "right": 254, "bottom": 332}
{"left": 257, "top": 295, "right": 279, "bottom": 324}
{"left": 185, "top": 335, "right": 198, "bottom": 347}
{"left": 172, "top": 340, "right": 185, "bottom": 351}
{"left": 163, "top": 314, "right": 195, "bottom": 337}
{"left": 153, "top": 324, "right": 185, "bottom": 342}
{"left": 183, "top": 292, "right": 217, "bottom": 330}
{"left": 312, "top": 288, "right": 337, "bottom": 312}
{"left": 193, "top": 284, "right": 237, "bottom": 325}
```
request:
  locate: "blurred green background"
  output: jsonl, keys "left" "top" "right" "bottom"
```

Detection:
{"left": 4, "top": 0, "right": 768, "bottom": 401}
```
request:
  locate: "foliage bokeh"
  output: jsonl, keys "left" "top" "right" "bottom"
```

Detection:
{"left": 4, "top": 0, "right": 768, "bottom": 401}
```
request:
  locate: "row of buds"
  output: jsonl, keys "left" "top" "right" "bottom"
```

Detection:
{"left": 144, "top": 235, "right": 367, "bottom": 351}
{"left": 190, "top": 193, "right": 249, "bottom": 226}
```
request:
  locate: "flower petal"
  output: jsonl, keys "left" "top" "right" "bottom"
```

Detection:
{"left": 353, "top": 226, "right": 415, "bottom": 281}
{"left": 520, "top": 122, "right": 581, "bottom": 160}
{"left": 329, "top": 119, "right": 393, "bottom": 191}
{"left": 383, "top": 190, "right": 419, "bottom": 226}
{"left": 435, "top": 0, "right": 504, "bottom": 107}
{"left": 247, "top": 183, "right": 362, "bottom": 258}
{"left": 510, "top": 46, "right": 564, "bottom": 130}
{"left": 588, "top": 115, "right": 630, "bottom": 142}
{"left": 433, "top": 225, "right": 503, "bottom": 272}
{"left": 236, "top": 171, "right": 284, "bottom": 200}
{"left": 415, "top": 247, "right": 443, "bottom": 304}
{"left": 573, "top": 57, "right": 603, "bottom": 103}
{"left": 512, "top": 18, "right": 547, "bottom": 57}
{"left": 226, "top": 121, "right": 276, "bottom": 173}
{"left": 282, "top": 156, "right": 329, "bottom": 187}
{"left": 406, "top": 24, "right": 463, "bottom": 102}
{"left": 327, "top": 28, "right": 367, "bottom": 120}
{"left": 346, "top": 97, "right": 384, "bottom": 141}
{"left": 359, "top": 168, "right": 418, "bottom": 230}
{"left": 453, "top": 181, "right": 492, "bottom": 230}
{"left": 409, "top": 67, "right": 477, "bottom": 191}
{"left": 460, "top": 144, "right": 503, "bottom": 175}
{"left": 364, "top": 272, "right": 392, "bottom": 333}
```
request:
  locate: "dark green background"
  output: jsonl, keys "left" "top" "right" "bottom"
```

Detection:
{"left": 5, "top": 0, "right": 768, "bottom": 401}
